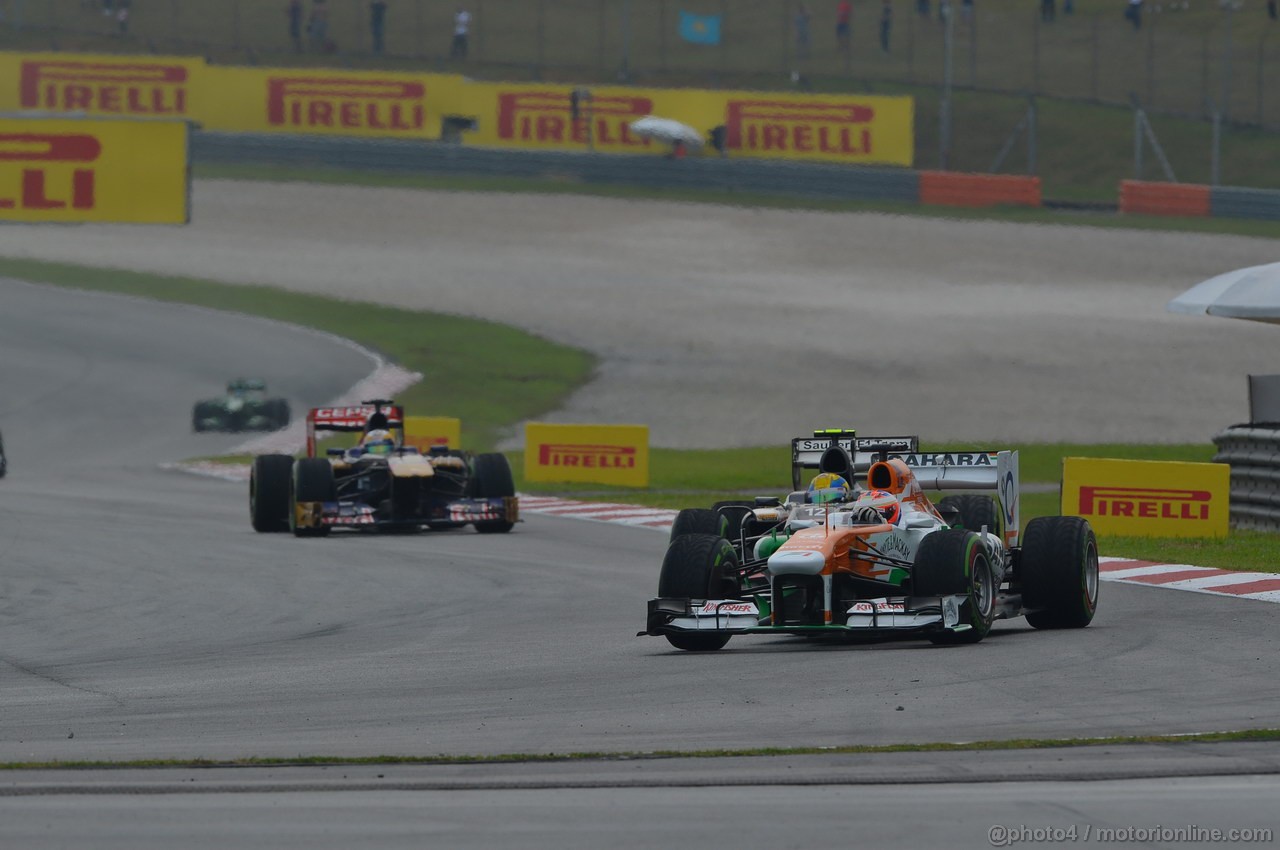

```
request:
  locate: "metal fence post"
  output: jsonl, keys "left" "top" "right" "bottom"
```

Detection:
{"left": 1201, "top": 33, "right": 1210, "bottom": 119}
{"left": 1211, "top": 106, "right": 1222, "bottom": 186}
{"left": 1027, "top": 96, "right": 1037, "bottom": 176}
{"left": 939, "top": 4, "right": 954, "bottom": 170}
{"left": 969, "top": 9, "right": 977, "bottom": 88}
{"left": 536, "top": 0, "right": 546, "bottom": 77}
{"left": 1133, "top": 101, "right": 1143, "bottom": 180}
{"left": 659, "top": 0, "right": 668, "bottom": 71}
{"left": 1145, "top": 14, "right": 1155, "bottom": 109}
{"left": 1090, "top": 15, "right": 1099, "bottom": 102}
{"left": 1031, "top": 12, "right": 1040, "bottom": 96}
{"left": 1258, "top": 34, "right": 1266, "bottom": 128}
{"left": 621, "top": 0, "right": 632, "bottom": 80}
{"left": 1220, "top": 7, "right": 1234, "bottom": 123}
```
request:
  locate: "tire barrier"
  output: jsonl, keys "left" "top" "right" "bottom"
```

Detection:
{"left": 1211, "top": 424, "right": 1280, "bottom": 531}
{"left": 918, "top": 171, "right": 1041, "bottom": 208}
{"left": 1118, "top": 180, "right": 1211, "bottom": 217}
{"left": 1120, "top": 180, "right": 1280, "bottom": 221}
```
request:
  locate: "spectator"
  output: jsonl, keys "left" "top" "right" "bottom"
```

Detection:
{"left": 116, "top": 4, "right": 129, "bottom": 34}
{"left": 1041, "top": 0, "right": 1055, "bottom": 22}
{"left": 1270, "top": 0, "right": 1277, "bottom": 20}
{"left": 880, "top": 0, "right": 892, "bottom": 52}
{"left": 938, "top": 0, "right": 951, "bottom": 22}
{"left": 1124, "top": 0, "right": 1141, "bottom": 30}
{"left": 102, "top": 0, "right": 113, "bottom": 15}
{"left": 308, "top": 0, "right": 330, "bottom": 53}
{"left": 961, "top": 0, "right": 973, "bottom": 22}
{"left": 451, "top": 7, "right": 471, "bottom": 59}
{"left": 287, "top": 0, "right": 303, "bottom": 52}
{"left": 917, "top": 0, "right": 930, "bottom": 17}
{"left": 370, "top": 0, "right": 388, "bottom": 54}
{"left": 1064, "top": 0, "right": 1074, "bottom": 14}
{"left": 836, "top": 0, "right": 852, "bottom": 54}
{"left": 795, "top": 3, "right": 811, "bottom": 59}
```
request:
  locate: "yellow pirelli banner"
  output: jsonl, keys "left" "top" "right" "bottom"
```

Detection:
{"left": 1061, "top": 458, "right": 1229, "bottom": 539}
{"left": 0, "top": 52, "right": 202, "bottom": 118}
{"left": 524, "top": 423, "right": 649, "bottom": 487}
{"left": 452, "top": 82, "right": 913, "bottom": 166}
{"left": 402, "top": 416, "right": 462, "bottom": 452}
{"left": 197, "top": 66, "right": 460, "bottom": 140}
{"left": 0, "top": 117, "right": 189, "bottom": 224}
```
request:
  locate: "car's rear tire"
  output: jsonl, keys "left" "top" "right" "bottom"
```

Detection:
{"left": 712, "top": 500, "right": 755, "bottom": 546}
{"left": 472, "top": 452, "right": 515, "bottom": 533}
{"left": 938, "top": 494, "right": 1003, "bottom": 537}
{"left": 250, "top": 454, "right": 294, "bottom": 533}
{"left": 1021, "top": 516, "right": 1099, "bottom": 629}
{"left": 668, "top": 508, "right": 725, "bottom": 542}
{"left": 290, "top": 458, "right": 335, "bottom": 537}
{"left": 266, "top": 398, "right": 291, "bottom": 430}
{"left": 657, "top": 533, "right": 739, "bottom": 651}
{"left": 913, "top": 529, "right": 997, "bottom": 645}
{"left": 192, "top": 402, "right": 212, "bottom": 433}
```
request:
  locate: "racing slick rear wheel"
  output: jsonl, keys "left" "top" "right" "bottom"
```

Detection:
{"left": 712, "top": 500, "right": 755, "bottom": 545}
{"left": 250, "top": 454, "right": 294, "bottom": 533}
{"left": 290, "top": 458, "right": 336, "bottom": 538}
{"left": 658, "top": 533, "right": 740, "bottom": 651}
{"left": 264, "top": 399, "right": 291, "bottom": 430}
{"left": 913, "top": 530, "right": 997, "bottom": 645}
{"left": 668, "top": 508, "right": 726, "bottom": 542}
{"left": 938, "top": 494, "right": 1003, "bottom": 538}
{"left": 1020, "top": 516, "right": 1099, "bottom": 629}
{"left": 472, "top": 452, "right": 515, "bottom": 534}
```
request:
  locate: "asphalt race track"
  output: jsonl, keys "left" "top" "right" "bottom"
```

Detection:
{"left": 3, "top": 188, "right": 1280, "bottom": 845}
{"left": 5, "top": 180, "right": 1280, "bottom": 445}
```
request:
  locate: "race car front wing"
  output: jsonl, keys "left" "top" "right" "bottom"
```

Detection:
{"left": 294, "top": 496, "right": 519, "bottom": 531}
{"left": 642, "top": 594, "right": 968, "bottom": 637}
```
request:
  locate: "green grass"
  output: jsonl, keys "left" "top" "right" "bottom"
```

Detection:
{"left": 0, "top": 257, "right": 593, "bottom": 451}
{"left": 194, "top": 162, "right": 1280, "bottom": 239}
{"left": 2, "top": 727, "right": 1277, "bottom": 770}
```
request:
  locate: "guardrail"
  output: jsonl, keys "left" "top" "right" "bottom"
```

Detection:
{"left": 1211, "top": 425, "right": 1280, "bottom": 531}
{"left": 193, "top": 132, "right": 928, "bottom": 203}
{"left": 1119, "top": 180, "right": 1280, "bottom": 222}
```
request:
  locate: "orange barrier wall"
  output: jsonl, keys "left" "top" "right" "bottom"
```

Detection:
{"left": 918, "top": 171, "right": 1042, "bottom": 208}
{"left": 1118, "top": 180, "right": 1211, "bottom": 217}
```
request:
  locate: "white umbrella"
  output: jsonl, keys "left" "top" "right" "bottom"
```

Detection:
{"left": 628, "top": 116, "right": 704, "bottom": 149}
{"left": 1167, "top": 261, "right": 1280, "bottom": 325}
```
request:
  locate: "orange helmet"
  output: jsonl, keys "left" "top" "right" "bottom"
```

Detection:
{"left": 855, "top": 489, "right": 900, "bottom": 524}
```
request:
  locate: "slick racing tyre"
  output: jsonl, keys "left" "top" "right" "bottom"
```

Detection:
{"left": 265, "top": 398, "right": 291, "bottom": 430}
{"left": 938, "top": 494, "right": 1003, "bottom": 538}
{"left": 1020, "top": 515, "right": 1099, "bottom": 629}
{"left": 913, "top": 529, "right": 997, "bottom": 645}
{"left": 472, "top": 452, "right": 515, "bottom": 534}
{"left": 290, "top": 458, "right": 335, "bottom": 537}
{"left": 192, "top": 402, "right": 213, "bottom": 433}
{"left": 658, "top": 533, "right": 739, "bottom": 651}
{"left": 668, "top": 508, "right": 726, "bottom": 542}
{"left": 250, "top": 454, "right": 294, "bottom": 533}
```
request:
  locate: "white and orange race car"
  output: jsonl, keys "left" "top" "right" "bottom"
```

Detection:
{"left": 642, "top": 430, "right": 1098, "bottom": 651}
{"left": 248, "top": 400, "right": 518, "bottom": 537}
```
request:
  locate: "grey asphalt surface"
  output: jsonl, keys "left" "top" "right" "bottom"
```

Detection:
{"left": 3, "top": 191, "right": 1280, "bottom": 845}
{"left": 3, "top": 180, "right": 1279, "bottom": 445}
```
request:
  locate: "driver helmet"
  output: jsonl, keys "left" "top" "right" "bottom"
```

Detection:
{"left": 361, "top": 428, "right": 396, "bottom": 457}
{"left": 854, "top": 489, "right": 901, "bottom": 524}
{"left": 808, "top": 472, "right": 851, "bottom": 504}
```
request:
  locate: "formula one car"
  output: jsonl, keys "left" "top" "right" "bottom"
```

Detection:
{"left": 192, "top": 379, "right": 291, "bottom": 433}
{"left": 642, "top": 430, "right": 1099, "bottom": 651}
{"left": 248, "top": 401, "right": 518, "bottom": 537}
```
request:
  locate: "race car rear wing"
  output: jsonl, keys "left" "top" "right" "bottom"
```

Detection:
{"left": 305, "top": 402, "right": 404, "bottom": 457}
{"left": 790, "top": 431, "right": 1020, "bottom": 547}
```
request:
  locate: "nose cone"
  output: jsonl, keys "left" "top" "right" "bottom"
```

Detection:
{"left": 767, "top": 548, "right": 826, "bottom": 576}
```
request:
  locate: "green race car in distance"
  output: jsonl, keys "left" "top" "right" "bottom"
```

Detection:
{"left": 192, "top": 379, "right": 291, "bottom": 433}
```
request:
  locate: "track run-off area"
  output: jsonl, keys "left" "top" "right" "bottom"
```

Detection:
{"left": 2, "top": 183, "right": 1279, "bottom": 847}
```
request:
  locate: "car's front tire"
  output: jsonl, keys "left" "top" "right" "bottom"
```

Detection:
{"left": 657, "top": 533, "right": 739, "bottom": 651}
{"left": 290, "top": 458, "right": 335, "bottom": 538}
{"left": 472, "top": 452, "right": 515, "bottom": 534}
{"left": 250, "top": 454, "right": 294, "bottom": 533}
{"left": 1021, "top": 516, "right": 1099, "bottom": 629}
{"left": 914, "top": 529, "right": 997, "bottom": 645}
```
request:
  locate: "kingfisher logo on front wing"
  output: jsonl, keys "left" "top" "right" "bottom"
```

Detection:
{"left": 0, "top": 133, "right": 101, "bottom": 212}
{"left": 537, "top": 443, "right": 636, "bottom": 469}
{"left": 725, "top": 99, "right": 874, "bottom": 156}
{"left": 1079, "top": 486, "right": 1211, "bottom": 520}
{"left": 267, "top": 77, "right": 426, "bottom": 131}
{"left": 20, "top": 60, "right": 188, "bottom": 115}
{"left": 497, "top": 91, "right": 653, "bottom": 147}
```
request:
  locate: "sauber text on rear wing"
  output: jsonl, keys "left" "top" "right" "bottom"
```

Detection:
{"left": 790, "top": 434, "right": 1020, "bottom": 547}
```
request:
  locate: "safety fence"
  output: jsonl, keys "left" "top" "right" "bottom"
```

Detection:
{"left": 1211, "top": 425, "right": 1280, "bottom": 531}
{"left": 9, "top": 2, "right": 1280, "bottom": 130}
{"left": 1119, "top": 180, "right": 1280, "bottom": 221}
{"left": 191, "top": 131, "right": 1042, "bottom": 210}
